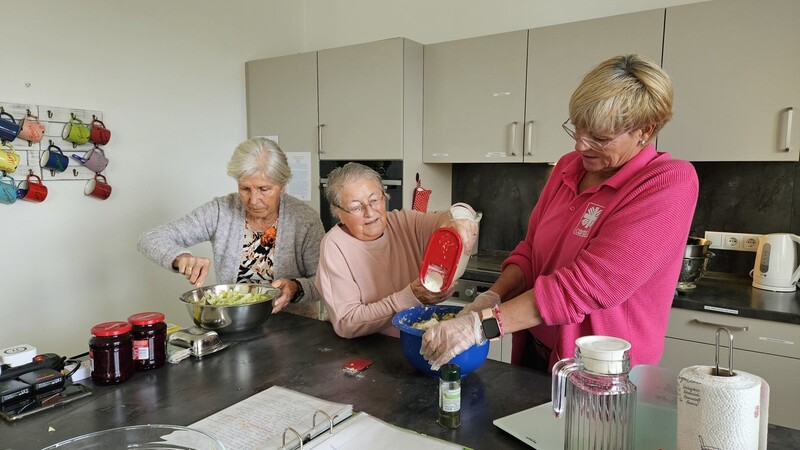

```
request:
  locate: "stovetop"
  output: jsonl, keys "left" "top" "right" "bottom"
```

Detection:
{"left": 462, "top": 251, "right": 508, "bottom": 284}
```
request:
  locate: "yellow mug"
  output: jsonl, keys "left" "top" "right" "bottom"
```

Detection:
{"left": 62, "top": 117, "right": 90, "bottom": 146}
{"left": 0, "top": 143, "right": 20, "bottom": 173}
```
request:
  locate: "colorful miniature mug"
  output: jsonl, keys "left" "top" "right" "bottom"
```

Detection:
{"left": 88, "top": 119, "right": 111, "bottom": 146}
{"left": 0, "top": 175, "right": 17, "bottom": 204}
{"left": 18, "top": 114, "right": 45, "bottom": 143}
{"left": 85, "top": 174, "right": 112, "bottom": 200}
{"left": 17, "top": 174, "right": 47, "bottom": 203}
{"left": 40, "top": 144, "right": 70, "bottom": 172}
{"left": 0, "top": 143, "right": 20, "bottom": 173}
{"left": 72, "top": 146, "right": 108, "bottom": 173}
{"left": 62, "top": 117, "right": 90, "bottom": 146}
{"left": 0, "top": 112, "right": 20, "bottom": 142}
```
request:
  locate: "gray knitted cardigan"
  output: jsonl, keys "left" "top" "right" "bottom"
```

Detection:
{"left": 137, "top": 192, "right": 324, "bottom": 303}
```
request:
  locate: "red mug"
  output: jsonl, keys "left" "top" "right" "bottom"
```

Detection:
{"left": 85, "top": 174, "right": 112, "bottom": 200}
{"left": 18, "top": 114, "right": 45, "bottom": 144}
{"left": 18, "top": 174, "right": 48, "bottom": 203}
{"left": 89, "top": 120, "right": 111, "bottom": 146}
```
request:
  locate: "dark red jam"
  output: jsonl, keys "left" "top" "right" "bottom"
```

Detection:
{"left": 89, "top": 321, "right": 134, "bottom": 385}
{"left": 128, "top": 312, "right": 167, "bottom": 371}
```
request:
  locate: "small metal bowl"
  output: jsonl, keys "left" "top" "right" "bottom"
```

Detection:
{"left": 684, "top": 236, "right": 712, "bottom": 258}
{"left": 168, "top": 327, "right": 227, "bottom": 357}
{"left": 179, "top": 283, "right": 279, "bottom": 334}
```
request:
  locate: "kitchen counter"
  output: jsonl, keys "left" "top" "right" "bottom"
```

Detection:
{"left": 3, "top": 313, "right": 799, "bottom": 449}
{"left": 465, "top": 253, "right": 800, "bottom": 325}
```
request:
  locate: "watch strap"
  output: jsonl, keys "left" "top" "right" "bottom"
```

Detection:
{"left": 290, "top": 279, "right": 304, "bottom": 303}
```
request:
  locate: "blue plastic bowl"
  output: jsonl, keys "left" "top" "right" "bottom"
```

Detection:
{"left": 392, "top": 305, "right": 489, "bottom": 378}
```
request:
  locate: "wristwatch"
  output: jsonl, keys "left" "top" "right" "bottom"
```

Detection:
{"left": 480, "top": 308, "right": 502, "bottom": 341}
{"left": 290, "top": 279, "right": 305, "bottom": 303}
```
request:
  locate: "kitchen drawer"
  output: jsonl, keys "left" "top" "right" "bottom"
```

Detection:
{"left": 662, "top": 337, "right": 799, "bottom": 430}
{"left": 666, "top": 308, "right": 799, "bottom": 359}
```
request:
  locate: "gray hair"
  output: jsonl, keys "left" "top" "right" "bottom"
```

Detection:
{"left": 325, "top": 162, "right": 385, "bottom": 216}
{"left": 226, "top": 137, "right": 292, "bottom": 187}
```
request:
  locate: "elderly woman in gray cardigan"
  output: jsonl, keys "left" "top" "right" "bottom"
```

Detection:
{"left": 138, "top": 137, "right": 324, "bottom": 312}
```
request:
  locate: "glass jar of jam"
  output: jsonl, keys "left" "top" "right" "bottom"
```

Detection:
{"left": 127, "top": 312, "right": 167, "bottom": 371}
{"left": 89, "top": 321, "right": 134, "bottom": 385}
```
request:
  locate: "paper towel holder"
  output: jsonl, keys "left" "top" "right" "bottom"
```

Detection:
{"left": 713, "top": 327, "right": 736, "bottom": 377}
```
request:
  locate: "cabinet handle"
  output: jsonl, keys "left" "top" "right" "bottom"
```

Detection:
{"left": 318, "top": 123, "right": 325, "bottom": 155}
{"left": 509, "top": 121, "right": 518, "bottom": 156}
{"left": 691, "top": 318, "right": 749, "bottom": 332}
{"left": 779, "top": 107, "right": 793, "bottom": 152}
{"left": 524, "top": 120, "right": 534, "bottom": 156}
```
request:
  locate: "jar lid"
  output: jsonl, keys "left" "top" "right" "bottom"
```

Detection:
{"left": 91, "top": 321, "right": 132, "bottom": 336}
{"left": 128, "top": 312, "right": 165, "bottom": 325}
{"left": 439, "top": 363, "right": 460, "bottom": 381}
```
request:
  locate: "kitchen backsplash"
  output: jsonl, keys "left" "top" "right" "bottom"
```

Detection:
{"left": 452, "top": 161, "right": 800, "bottom": 277}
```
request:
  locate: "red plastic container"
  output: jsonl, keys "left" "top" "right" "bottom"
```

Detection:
{"left": 419, "top": 228, "right": 463, "bottom": 292}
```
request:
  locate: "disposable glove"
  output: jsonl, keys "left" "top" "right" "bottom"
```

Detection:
{"left": 456, "top": 290, "right": 501, "bottom": 317}
{"left": 421, "top": 311, "right": 485, "bottom": 370}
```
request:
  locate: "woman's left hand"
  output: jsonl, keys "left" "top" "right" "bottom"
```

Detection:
{"left": 410, "top": 278, "right": 456, "bottom": 304}
{"left": 271, "top": 278, "right": 299, "bottom": 313}
{"left": 421, "top": 311, "right": 484, "bottom": 370}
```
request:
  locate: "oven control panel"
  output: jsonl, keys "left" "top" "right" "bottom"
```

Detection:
{"left": 446, "top": 278, "right": 493, "bottom": 305}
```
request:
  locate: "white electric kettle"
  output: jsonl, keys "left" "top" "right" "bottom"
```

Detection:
{"left": 752, "top": 233, "right": 800, "bottom": 292}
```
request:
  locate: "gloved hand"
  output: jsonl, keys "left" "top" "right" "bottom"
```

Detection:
{"left": 456, "top": 290, "right": 501, "bottom": 317}
{"left": 421, "top": 311, "right": 485, "bottom": 370}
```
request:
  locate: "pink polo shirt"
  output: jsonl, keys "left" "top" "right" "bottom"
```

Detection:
{"left": 504, "top": 145, "right": 698, "bottom": 369}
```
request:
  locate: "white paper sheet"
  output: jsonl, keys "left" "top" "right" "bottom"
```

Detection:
{"left": 285, "top": 151, "right": 311, "bottom": 201}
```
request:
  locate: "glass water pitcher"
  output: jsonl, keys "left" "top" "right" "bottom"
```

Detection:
{"left": 552, "top": 336, "right": 637, "bottom": 450}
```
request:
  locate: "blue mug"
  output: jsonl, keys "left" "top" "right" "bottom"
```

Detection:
{"left": 40, "top": 144, "right": 69, "bottom": 173}
{"left": 0, "top": 175, "right": 17, "bottom": 204}
{"left": 0, "top": 112, "right": 20, "bottom": 142}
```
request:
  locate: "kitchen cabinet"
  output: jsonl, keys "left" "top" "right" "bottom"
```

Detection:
{"left": 423, "top": 31, "right": 528, "bottom": 163}
{"left": 423, "top": 10, "right": 664, "bottom": 163}
{"left": 318, "top": 38, "right": 423, "bottom": 161}
{"left": 659, "top": 0, "right": 800, "bottom": 161}
{"left": 525, "top": 9, "right": 665, "bottom": 162}
{"left": 245, "top": 52, "right": 319, "bottom": 211}
{"left": 660, "top": 307, "right": 799, "bottom": 429}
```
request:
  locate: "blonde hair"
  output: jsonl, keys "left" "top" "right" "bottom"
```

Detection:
{"left": 226, "top": 137, "right": 292, "bottom": 187}
{"left": 569, "top": 54, "right": 673, "bottom": 142}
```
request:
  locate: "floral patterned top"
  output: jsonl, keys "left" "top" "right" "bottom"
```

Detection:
{"left": 237, "top": 221, "right": 277, "bottom": 283}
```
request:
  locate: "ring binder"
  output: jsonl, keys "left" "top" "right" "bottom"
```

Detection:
{"left": 312, "top": 410, "right": 335, "bottom": 435}
{"left": 282, "top": 427, "right": 303, "bottom": 450}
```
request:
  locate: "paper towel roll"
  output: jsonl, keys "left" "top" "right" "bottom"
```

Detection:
{"left": 677, "top": 365, "right": 768, "bottom": 450}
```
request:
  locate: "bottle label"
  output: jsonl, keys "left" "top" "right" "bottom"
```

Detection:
{"left": 133, "top": 340, "right": 150, "bottom": 360}
{"left": 89, "top": 350, "right": 94, "bottom": 371}
{"left": 440, "top": 387, "right": 461, "bottom": 412}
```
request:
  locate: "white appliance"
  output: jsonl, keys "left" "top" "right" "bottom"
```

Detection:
{"left": 752, "top": 233, "right": 800, "bottom": 292}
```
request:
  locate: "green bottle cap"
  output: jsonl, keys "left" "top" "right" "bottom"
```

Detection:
{"left": 440, "top": 363, "right": 460, "bottom": 381}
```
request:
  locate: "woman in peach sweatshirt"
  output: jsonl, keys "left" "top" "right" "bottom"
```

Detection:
{"left": 315, "top": 162, "right": 477, "bottom": 338}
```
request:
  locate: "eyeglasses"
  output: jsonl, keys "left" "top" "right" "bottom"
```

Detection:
{"left": 562, "top": 119, "right": 628, "bottom": 152}
{"left": 336, "top": 192, "right": 386, "bottom": 215}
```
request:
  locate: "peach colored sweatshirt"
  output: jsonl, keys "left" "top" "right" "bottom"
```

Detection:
{"left": 316, "top": 209, "right": 448, "bottom": 338}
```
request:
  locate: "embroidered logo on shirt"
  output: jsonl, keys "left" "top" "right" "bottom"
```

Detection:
{"left": 574, "top": 203, "right": 604, "bottom": 238}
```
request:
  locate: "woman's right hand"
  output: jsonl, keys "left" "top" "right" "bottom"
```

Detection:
{"left": 173, "top": 254, "right": 211, "bottom": 287}
{"left": 456, "top": 290, "right": 501, "bottom": 317}
{"left": 410, "top": 278, "right": 456, "bottom": 305}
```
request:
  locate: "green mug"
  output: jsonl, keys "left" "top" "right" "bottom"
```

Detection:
{"left": 62, "top": 117, "right": 91, "bottom": 146}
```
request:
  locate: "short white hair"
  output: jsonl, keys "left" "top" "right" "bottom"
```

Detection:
{"left": 226, "top": 137, "right": 292, "bottom": 187}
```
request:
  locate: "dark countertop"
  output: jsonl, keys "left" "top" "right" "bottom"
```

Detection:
{"left": 3, "top": 313, "right": 799, "bottom": 449}
{"left": 1, "top": 313, "right": 547, "bottom": 450}
{"left": 465, "top": 253, "right": 800, "bottom": 325}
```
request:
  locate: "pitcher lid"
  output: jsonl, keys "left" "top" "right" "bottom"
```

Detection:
{"left": 576, "top": 335, "right": 630, "bottom": 357}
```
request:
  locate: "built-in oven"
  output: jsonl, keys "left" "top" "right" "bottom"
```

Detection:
{"left": 319, "top": 160, "right": 403, "bottom": 231}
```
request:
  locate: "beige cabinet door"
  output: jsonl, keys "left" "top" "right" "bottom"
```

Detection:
{"left": 245, "top": 52, "right": 320, "bottom": 211}
{"left": 526, "top": 10, "right": 665, "bottom": 163}
{"left": 318, "top": 38, "right": 405, "bottom": 160}
{"left": 423, "top": 30, "right": 528, "bottom": 163}
{"left": 660, "top": 0, "right": 800, "bottom": 161}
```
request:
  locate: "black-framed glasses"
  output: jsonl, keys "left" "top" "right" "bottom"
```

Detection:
{"left": 336, "top": 192, "right": 386, "bottom": 215}
{"left": 562, "top": 119, "right": 627, "bottom": 152}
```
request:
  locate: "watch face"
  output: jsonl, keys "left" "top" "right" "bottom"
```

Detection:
{"left": 482, "top": 318, "right": 501, "bottom": 340}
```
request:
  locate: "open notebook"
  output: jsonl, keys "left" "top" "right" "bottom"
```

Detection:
{"left": 189, "top": 386, "right": 468, "bottom": 450}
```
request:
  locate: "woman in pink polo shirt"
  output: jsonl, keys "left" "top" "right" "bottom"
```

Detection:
{"left": 422, "top": 54, "right": 699, "bottom": 372}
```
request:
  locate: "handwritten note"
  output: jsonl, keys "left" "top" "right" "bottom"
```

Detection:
{"left": 190, "top": 386, "right": 352, "bottom": 450}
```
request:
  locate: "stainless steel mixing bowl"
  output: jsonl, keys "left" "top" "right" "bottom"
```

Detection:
{"left": 684, "top": 236, "right": 712, "bottom": 258}
{"left": 179, "top": 283, "right": 279, "bottom": 334}
{"left": 677, "top": 252, "right": 714, "bottom": 291}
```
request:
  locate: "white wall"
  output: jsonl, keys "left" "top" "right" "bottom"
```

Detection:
{"left": 301, "top": 0, "right": 708, "bottom": 49}
{"left": 0, "top": 0, "right": 303, "bottom": 357}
